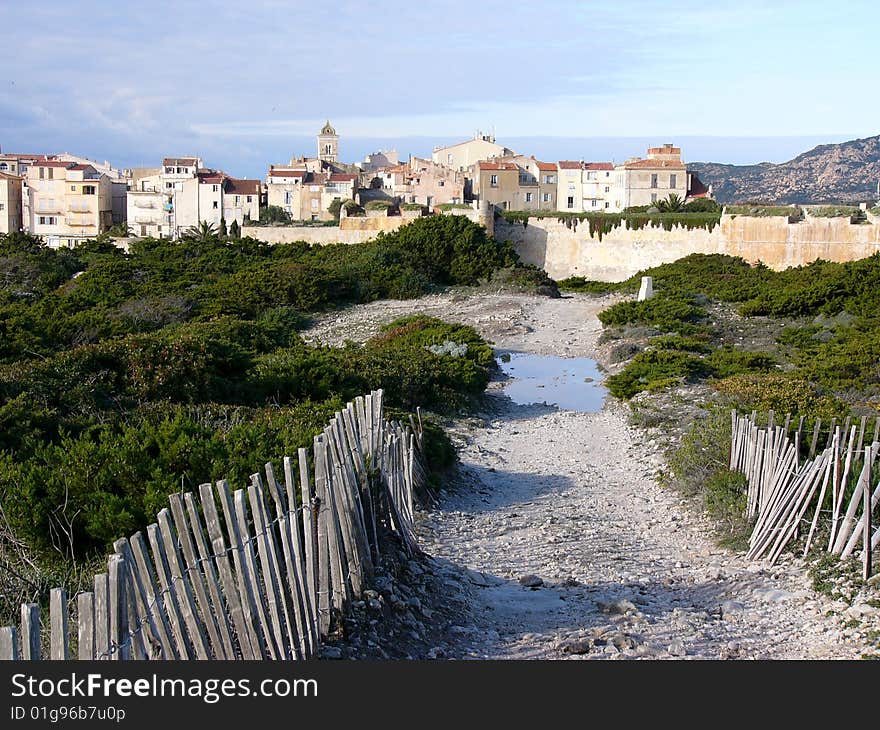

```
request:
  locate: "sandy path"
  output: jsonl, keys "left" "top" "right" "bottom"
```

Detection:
{"left": 306, "top": 292, "right": 877, "bottom": 659}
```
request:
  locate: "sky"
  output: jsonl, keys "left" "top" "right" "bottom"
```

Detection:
{"left": 1, "top": 0, "right": 877, "bottom": 178}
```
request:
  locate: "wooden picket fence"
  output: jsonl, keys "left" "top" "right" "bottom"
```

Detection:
{"left": 0, "top": 390, "right": 426, "bottom": 660}
{"left": 730, "top": 409, "right": 878, "bottom": 577}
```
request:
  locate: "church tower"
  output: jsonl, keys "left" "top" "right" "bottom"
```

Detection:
{"left": 317, "top": 120, "right": 338, "bottom": 164}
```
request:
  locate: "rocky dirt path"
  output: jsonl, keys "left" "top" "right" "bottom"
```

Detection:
{"left": 307, "top": 292, "right": 878, "bottom": 659}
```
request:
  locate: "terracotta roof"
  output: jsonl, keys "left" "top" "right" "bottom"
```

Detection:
{"left": 558, "top": 160, "right": 583, "bottom": 169}
{"left": 67, "top": 164, "right": 96, "bottom": 172}
{"left": 478, "top": 161, "right": 518, "bottom": 171}
{"left": 269, "top": 168, "right": 306, "bottom": 178}
{"left": 163, "top": 157, "right": 199, "bottom": 166}
{"left": 584, "top": 162, "right": 614, "bottom": 171}
{"left": 198, "top": 172, "right": 225, "bottom": 183}
{"left": 0, "top": 171, "right": 23, "bottom": 181}
{"left": 534, "top": 160, "right": 557, "bottom": 171}
{"left": 226, "top": 178, "right": 261, "bottom": 195}
{"left": 35, "top": 160, "right": 75, "bottom": 168}
{"left": 623, "top": 159, "right": 686, "bottom": 169}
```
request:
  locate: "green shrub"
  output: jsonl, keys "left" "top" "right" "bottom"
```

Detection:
{"left": 598, "top": 296, "right": 706, "bottom": 333}
{"left": 605, "top": 349, "right": 710, "bottom": 399}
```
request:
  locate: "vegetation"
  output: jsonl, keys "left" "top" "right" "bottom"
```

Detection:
{"left": 724, "top": 204, "right": 803, "bottom": 222}
{"left": 654, "top": 193, "right": 684, "bottom": 213}
{"left": 365, "top": 200, "right": 395, "bottom": 212}
{"left": 499, "top": 210, "right": 722, "bottom": 239}
{"left": 258, "top": 205, "right": 292, "bottom": 224}
{"left": 437, "top": 203, "right": 471, "bottom": 211}
{"left": 0, "top": 217, "right": 541, "bottom": 608}
{"left": 805, "top": 205, "right": 860, "bottom": 218}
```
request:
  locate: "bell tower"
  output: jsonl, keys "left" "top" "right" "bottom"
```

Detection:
{"left": 317, "top": 120, "right": 338, "bottom": 164}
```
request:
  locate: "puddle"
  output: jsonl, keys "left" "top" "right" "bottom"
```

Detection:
{"left": 496, "top": 352, "right": 607, "bottom": 413}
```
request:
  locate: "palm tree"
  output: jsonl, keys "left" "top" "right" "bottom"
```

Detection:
{"left": 183, "top": 221, "right": 220, "bottom": 243}
{"left": 654, "top": 193, "right": 684, "bottom": 213}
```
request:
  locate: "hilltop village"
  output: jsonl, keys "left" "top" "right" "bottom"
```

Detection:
{"left": 0, "top": 122, "right": 712, "bottom": 247}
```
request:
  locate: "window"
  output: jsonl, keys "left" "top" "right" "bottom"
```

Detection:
{"left": 165, "top": 167, "right": 173, "bottom": 174}
{"left": 83, "top": 186, "right": 96, "bottom": 195}
{"left": 0, "top": 203, "right": 4, "bottom": 211}
{"left": 438, "top": 180, "right": 444, "bottom": 187}
{"left": 650, "top": 174, "right": 658, "bottom": 188}
{"left": 284, "top": 192, "right": 292, "bottom": 204}
{"left": 605, "top": 202, "right": 610, "bottom": 209}
{"left": 567, "top": 196, "right": 574, "bottom": 209}
{"left": 447, "top": 154, "right": 453, "bottom": 164}
{"left": 166, "top": 182, "right": 173, "bottom": 189}
{"left": 525, "top": 192, "right": 533, "bottom": 203}
{"left": 591, "top": 199, "right": 598, "bottom": 208}
{"left": 235, "top": 195, "right": 240, "bottom": 205}
{"left": 324, "top": 144, "right": 332, "bottom": 155}
{"left": 651, "top": 193, "right": 657, "bottom": 203}
{"left": 670, "top": 174, "right": 677, "bottom": 188}
{"left": 212, "top": 185, "right": 219, "bottom": 192}
{"left": 502, "top": 201, "right": 508, "bottom": 210}
{"left": 39, "top": 216, "right": 56, "bottom": 225}
{"left": 212, "top": 201, "right": 218, "bottom": 209}
{"left": 39, "top": 167, "right": 45, "bottom": 180}
{"left": 544, "top": 175, "right": 555, "bottom": 184}
{"left": 587, "top": 171, "right": 596, "bottom": 180}
{"left": 490, "top": 174, "right": 498, "bottom": 187}
{"left": 310, "top": 199, "right": 318, "bottom": 211}
{"left": 177, "top": 167, "right": 183, "bottom": 174}
{"left": 604, "top": 186, "right": 610, "bottom": 193}
{"left": 0, "top": 163, "right": 6, "bottom": 171}
{"left": 71, "top": 185, "right": 76, "bottom": 192}
{"left": 542, "top": 193, "right": 551, "bottom": 202}
{"left": 247, "top": 195, "right": 252, "bottom": 203}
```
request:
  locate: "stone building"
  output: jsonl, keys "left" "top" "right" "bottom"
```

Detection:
{"left": 613, "top": 144, "right": 688, "bottom": 209}
{"left": 371, "top": 156, "right": 465, "bottom": 207}
{"left": 0, "top": 171, "right": 23, "bottom": 234}
{"left": 432, "top": 132, "right": 514, "bottom": 172}
{"left": 23, "top": 160, "right": 113, "bottom": 247}
{"left": 128, "top": 157, "right": 260, "bottom": 238}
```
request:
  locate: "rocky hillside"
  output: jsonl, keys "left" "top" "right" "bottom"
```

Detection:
{"left": 690, "top": 135, "right": 880, "bottom": 204}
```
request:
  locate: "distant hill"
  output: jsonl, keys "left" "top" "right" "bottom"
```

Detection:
{"left": 689, "top": 135, "right": 880, "bottom": 205}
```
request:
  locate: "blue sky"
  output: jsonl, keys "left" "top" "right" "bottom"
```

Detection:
{"left": 1, "top": 1, "right": 877, "bottom": 178}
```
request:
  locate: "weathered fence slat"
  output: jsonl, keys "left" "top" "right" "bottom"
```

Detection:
{"left": 182, "top": 492, "right": 237, "bottom": 660}
{"left": 49, "top": 588, "right": 68, "bottom": 660}
{"left": 0, "top": 626, "right": 20, "bottom": 660}
{"left": 129, "top": 531, "right": 181, "bottom": 660}
{"left": 76, "top": 592, "right": 94, "bottom": 660}
{"left": 168, "top": 495, "right": 228, "bottom": 659}
{"left": 108, "top": 554, "right": 130, "bottom": 660}
{"left": 231, "top": 488, "right": 278, "bottom": 660}
{"left": 93, "top": 573, "right": 110, "bottom": 660}
{"left": 198, "top": 483, "right": 256, "bottom": 660}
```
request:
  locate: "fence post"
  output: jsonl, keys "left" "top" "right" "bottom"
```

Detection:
{"left": 49, "top": 588, "right": 68, "bottom": 660}
{"left": 108, "top": 554, "right": 130, "bottom": 660}
{"left": 0, "top": 626, "right": 19, "bottom": 660}
{"left": 21, "top": 603, "right": 40, "bottom": 660}
{"left": 77, "top": 592, "right": 95, "bottom": 660}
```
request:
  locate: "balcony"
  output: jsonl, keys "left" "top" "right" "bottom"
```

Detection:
{"left": 65, "top": 215, "right": 96, "bottom": 227}
{"left": 68, "top": 201, "right": 93, "bottom": 213}
{"left": 133, "top": 199, "right": 157, "bottom": 209}
{"left": 35, "top": 203, "right": 64, "bottom": 214}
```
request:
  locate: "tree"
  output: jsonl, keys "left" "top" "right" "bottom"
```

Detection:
{"left": 183, "top": 221, "right": 220, "bottom": 243}
{"left": 259, "top": 205, "right": 291, "bottom": 224}
{"left": 229, "top": 219, "right": 241, "bottom": 239}
{"left": 655, "top": 193, "right": 684, "bottom": 213}
{"left": 219, "top": 217, "right": 228, "bottom": 238}
{"left": 328, "top": 197, "right": 343, "bottom": 220}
